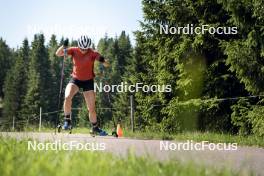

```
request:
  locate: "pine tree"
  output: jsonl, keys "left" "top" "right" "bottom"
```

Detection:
{"left": 117, "top": 31, "right": 132, "bottom": 75}
{"left": 0, "top": 38, "right": 12, "bottom": 98}
{"left": 112, "top": 32, "right": 135, "bottom": 128}
{"left": 22, "top": 34, "right": 52, "bottom": 125}
{"left": 133, "top": 0, "right": 251, "bottom": 133}
{"left": 47, "top": 34, "right": 62, "bottom": 124}
{"left": 95, "top": 36, "right": 115, "bottom": 125}
{"left": 2, "top": 39, "right": 29, "bottom": 129}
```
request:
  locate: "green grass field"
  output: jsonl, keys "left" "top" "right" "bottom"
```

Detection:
{"left": 32, "top": 127, "right": 264, "bottom": 147}
{"left": 124, "top": 131, "right": 264, "bottom": 147}
{"left": 0, "top": 137, "right": 253, "bottom": 176}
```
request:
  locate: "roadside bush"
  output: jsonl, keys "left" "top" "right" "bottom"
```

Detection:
{"left": 247, "top": 106, "right": 264, "bottom": 137}
{"left": 231, "top": 99, "right": 252, "bottom": 135}
{"left": 231, "top": 99, "right": 264, "bottom": 137}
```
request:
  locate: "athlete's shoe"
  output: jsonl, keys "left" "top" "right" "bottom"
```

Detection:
{"left": 63, "top": 119, "right": 72, "bottom": 130}
{"left": 90, "top": 126, "right": 108, "bottom": 136}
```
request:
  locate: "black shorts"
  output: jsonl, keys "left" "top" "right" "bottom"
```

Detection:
{"left": 69, "top": 78, "right": 94, "bottom": 92}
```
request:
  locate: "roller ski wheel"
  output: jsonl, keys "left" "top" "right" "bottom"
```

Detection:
{"left": 111, "top": 131, "right": 118, "bottom": 138}
{"left": 57, "top": 124, "right": 62, "bottom": 133}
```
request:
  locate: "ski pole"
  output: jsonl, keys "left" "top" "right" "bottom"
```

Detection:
{"left": 55, "top": 39, "right": 68, "bottom": 134}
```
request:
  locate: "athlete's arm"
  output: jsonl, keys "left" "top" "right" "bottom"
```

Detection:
{"left": 55, "top": 45, "right": 65, "bottom": 57}
{"left": 56, "top": 39, "right": 70, "bottom": 57}
{"left": 103, "top": 59, "right": 110, "bottom": 68}
{"left": 96, "top": 55, "right": 110, "bottom": 68}
{"left": 56, "top": 46, "right": 75, "bottom": 57}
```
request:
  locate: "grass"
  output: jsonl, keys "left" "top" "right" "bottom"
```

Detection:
{"left": 3, "top": 124, "right": 264, "bottom": 148}
{"left": 0, "top": 137, "right": 252, "bottom": 176}
{"left": 29, "top": 126, "right": 264, "bottom": 148}
{"left": 124, "top": 130, "right": 264, "bottom": 148}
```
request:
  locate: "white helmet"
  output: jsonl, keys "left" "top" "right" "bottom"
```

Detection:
{"left": 78, "top": 35, "right": 91, "bottom": 49}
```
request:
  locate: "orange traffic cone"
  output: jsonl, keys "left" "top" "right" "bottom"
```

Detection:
{"left": 116, "top": 123, "right": 123, "bottom": 137}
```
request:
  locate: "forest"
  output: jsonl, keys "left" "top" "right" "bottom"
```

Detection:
{"left": 0, "top": 0, "right": 264, "bottom": 137}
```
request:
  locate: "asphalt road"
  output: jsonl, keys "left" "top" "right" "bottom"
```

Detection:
{"left": 1, "top": 132, "right": 263, "bottom": 175}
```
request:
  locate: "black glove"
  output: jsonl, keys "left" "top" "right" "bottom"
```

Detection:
{"left": 63, "top": 38, "right": 69, "bottom": 48}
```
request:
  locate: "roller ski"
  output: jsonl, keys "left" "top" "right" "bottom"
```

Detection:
{"left": 89, "top": 125, "right": 108, "bottom": 137}
{"left": 89, "top": 123, "right": 118, "bottom": 137}
{"left": 89, "top": 128, "right": 118, "bottom": 137}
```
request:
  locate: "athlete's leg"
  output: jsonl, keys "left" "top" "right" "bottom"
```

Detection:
{"left": 83, "top": 90, "right": 97, "bottom": 123}
{"left": 83, "top": 90, "right": 107, "bottom": 135}
{"left": 64, "top": 83, "right": 79, "bottom": 115}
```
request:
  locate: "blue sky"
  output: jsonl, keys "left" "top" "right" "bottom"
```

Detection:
{"left": 0, "top": 0, "right": 143, "bottom": 48}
